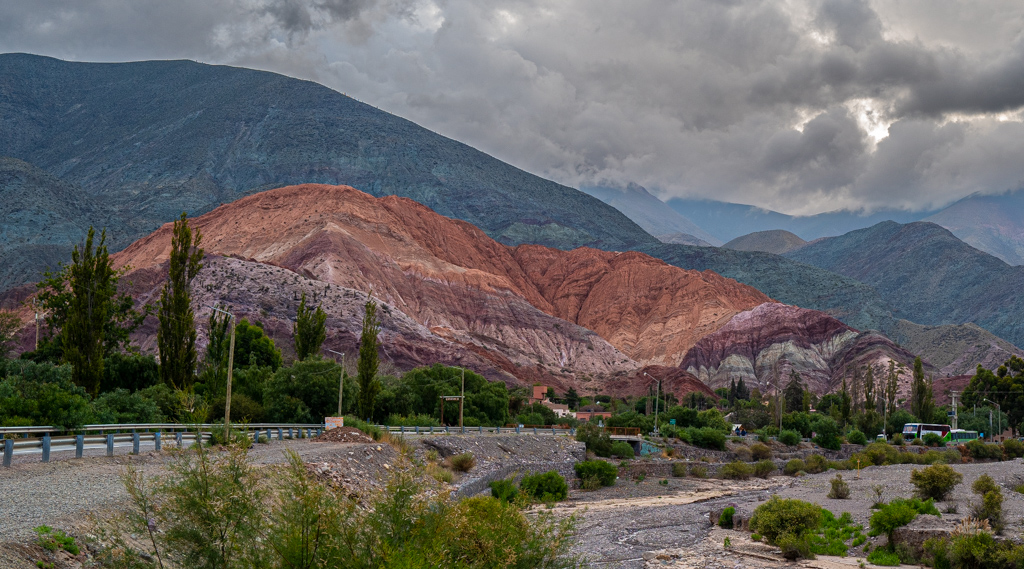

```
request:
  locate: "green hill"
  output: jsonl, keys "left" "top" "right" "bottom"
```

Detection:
{"left": 723, "top": 229, "right": 807, "bottom": 254}
{"left": 0, "top": 53, "right": 655, "bottom": 289}
{"left": 785, "top": 221, "right": 1024, "bottom": 348}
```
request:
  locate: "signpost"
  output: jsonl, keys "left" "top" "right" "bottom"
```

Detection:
{"left": 440, "top": 395, "right": 463, "bottom": 427}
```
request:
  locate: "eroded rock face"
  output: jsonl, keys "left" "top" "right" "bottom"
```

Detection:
{"left": 680, "top": 303, "right": 924, "bottom": 394}
{"left": 114, "top": 184, "right": 771, "bottom": 391}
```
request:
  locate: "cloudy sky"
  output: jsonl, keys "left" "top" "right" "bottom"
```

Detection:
{"left": 3, "top": 0, "right": 1024, "bottom": 215}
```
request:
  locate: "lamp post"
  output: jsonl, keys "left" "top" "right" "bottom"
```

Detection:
{"left": 983, "top": 398, "right": 1001, "bottom": 441}
{"left": 644, "top": 372, "right": 660, "bottom": 435}
{"left": 208, "top": 306, "right": 236, "bottom": 433}
{"left": 326, "top": 349, "right": 345, "bottom": 417}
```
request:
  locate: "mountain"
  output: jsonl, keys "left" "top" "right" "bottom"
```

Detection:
{"left": 891, "top": 320, "right": 1023, "bottom": 378}
{"left": 785, "top": 221, "right": 1024, "bottom": 348}
{"left": 0, "top": 53, "right": 655, "bottom": 291}
{"left": 925, "top": 189, "right": 1024, "bottom": 266}
{"left": 723, "top": 230, "right": 807, "bottom": 255}
{"left": 679, "top": 303, "right": 925, "bottom": 395}
{"left": 581, "top": 184, "right": 720, "bottom": 246}
{"left": 666, "top": 198, "right": 931, "bottom": 243}
{"left": 112, "top": 184, "right": 772, "bottom": 393}
{"left": 0, "top": 158, "right": 110, "bottom": 291}
{"left": 633, "top": 243, "right": 897, "bottom": 335}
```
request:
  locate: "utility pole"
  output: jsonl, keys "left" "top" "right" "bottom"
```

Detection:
{"left": 643, "top": 372, "right": 660, "bottom": 435}
{"left": 950, "top": 391, "right": 959, "bottom": 430}
{"left": 459, "top": 367, "right": 465, "bottom": 429}
{"left": 327, "top": 349, "right": 345, "bottom": 416}
{"left": 34, "top": 311, "right": 40, "bottom": 350}
{"left": 984, "top": 398, "right": 1001, "bottom": 441}
{"left": 209, "top": 306, "right": 236, "bottom": 433}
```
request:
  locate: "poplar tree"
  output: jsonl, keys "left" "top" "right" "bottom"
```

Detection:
{"left": 863, "top": 365, "right": 876, "bottom": 413}
{"left": 293, "top": 291, "right": 327, "bottom": 360}
{"left": 910, "top": 356, "right": 935, "bottom": 422}
{"left": 158, "top": 213, "right": 204, "bottom": 390}
{"left": 356, "top": 296, "right": 382, "bottom": 420}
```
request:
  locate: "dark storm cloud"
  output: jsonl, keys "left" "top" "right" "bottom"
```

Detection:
{"left": 1, "top": 0, "right": 1023, "bottom": 214}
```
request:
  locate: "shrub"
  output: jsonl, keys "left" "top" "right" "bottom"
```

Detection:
{"left": 784, "top": 459, "right": 806, "bottom": 476}
{"left": 777, "top": 532, "right": 814, "bottom": 560}
{"left": 720, "top": 461, "right": 752, "bottom": 480}
{"left": 34, "top": 526, "right": 79, "bottom": 556}
{"left": 966, "top": 439, "right": 1003, "bottom": 460}
{"left": 753, "top": 460, "right": 776, "bottom": 478}
{"left": 891, "top": 433, "right": 904, "bottom": 445}
{"left": 846, "top": 429, "right": 867, "bottom": 445}
{"left": 750, "top": 442, "right": 772, "bottom": 460}
{"left": 575, "top": 422, "right": 613, "bottom": 457}
{"left": 827, "top": 474, "right": 850, "bottom": 499}
{"left": 610, "top": 441, "right": 635, "bottom": 459}
{"left": 971, "top": 475, "right": 1003, "bottom": 533}
{"left": 804, "top": 454, "right": 828, "bottom": 474}
{"left": 519, "top": 471, "right": 568, "bottom": 503}
{"left": 732, "top": 446, "right": 752, "bottom": 461}
{"left": 749, "top": 497, "right": 822, "bottom": 544}
{"left": 778, "top": 429, "right": 801, "bottom": 446}
{"left": 685, "top": 427, "right": 727, "bottom": 451}
{"left": 811, "top": 416, "right": 842, "bottom": 451}
{"left": 490, "top": 479, "right": 519, "bottom": 503}
{"left": 923, "top": 432, "right": 944, "bottom": 447}
{"left": 574, "top": 460, "right": 617, "bottom": 487}
{"left": 870, "top": 501, "right": 919, "bottom": 542}
{"left": 866, "top": 547, "right": 901, "bottom": 566}
{"left": 671, "top": 463, "right": 687, "bottom": 477}
{"left": 449, "top": 453, "right": 476, "bottom": 472}
{"left": 719, "top": 507, "right": 735, "bottom": 529}
{"left": 427, "top": 462, "right": 453, "bottom": 483}
{"left": 910, "top": 464, "right": 962, "bottom": 501}
{"left": 863, "top": 441, "right": 899, "bottom": 465}
{"left": 1002, "top": 438, "right": 1024, "bottom": 459}
{"left": 949, "top": 532, "right": 999, "bottom": 568}
{"left": 688, "top": 465, "right": 708, "bottom": 479}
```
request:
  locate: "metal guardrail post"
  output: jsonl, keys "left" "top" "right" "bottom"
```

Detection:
{"left": 429, "top": 426, "right": 434, "bottom": 434}
{"left": 533, "top": 427, "right": 537, "bottom": 435}
{"left": 132, "top": 432, "right": 140, "bottom": 455}
{"left": 479, "top": 425, "right": 483, "bottom": 433}
{"left": 515, "top": 425, "right": 520, "bottom": 434}
{"left": 415, "top": 426, "right": 419, "bottom": 434}
{"left": 106, "top": 434, "right": 114, "bottom": 457}
{"left": 277, "top": 428, "right": 283, "bottom": 441}
{"left": 445, "top": 426, "right": 450, "bottom": 434}
{"left": 42, "top": 434, "right": 51, "bottom": 463}
{"left": 76, "top": 435, "right": 84, "bottom": 458}
{"left": 4, "top": 438, "right": 13, "bottom": 467}
{"left": 154, "top": 431, "right": 161, "bottom": 452}
{"left": 176, "top": 432, "right": 183, "bottom": 447}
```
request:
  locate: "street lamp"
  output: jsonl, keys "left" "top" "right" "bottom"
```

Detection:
{"left": 326, "top": 349, "right": 345, "bottom": 417}
{"left": 983, "top": 398, "right": 1001, "bottom": 441}
{"left": 208, "top": 306, "right": 236, "bottom": 433}
{"left": 643, "top": 372, "right": 660, "bottom": 435}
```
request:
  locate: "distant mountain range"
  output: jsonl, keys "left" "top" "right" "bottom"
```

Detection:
{"left": 0, "top": 53, "right": 654, "bottom": 289}
{"left": 580, "top": 184, "right": 720, "bottom": 246}
{"left": 722, "top": 230, "right": 807, "bottom": 255}
{"left": 924, "top": 190, "right": 1024, "bottom": 266}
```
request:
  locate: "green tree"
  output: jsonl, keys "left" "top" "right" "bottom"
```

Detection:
{"left": 963, "top": 356, "right": 1024, "bottom": 436}
{"left": 839, "top": 378, "right": 852, "bottom": 427}
{"left": 233, "top": 319, "right": 283, "bottom": 371}
{"left": 293, "top": 291, "right": 327, "bottom": 361}
{"left": 564, "top": 387, "right": 581, "bottom": 410}
{"left": 0, "top": 310, "right": 19, "bottom": 360}
{"left": 784, "top": 371, "right": 805, "bottom": 413}
{"left": 158, "top": 213, "right": 204, "bottom": 390}
{"left": 910, "top": 357, "right": 935, "bottom": 423}
{"left": 863, "top": 364, "right": 877, "bottom": 413}
{"left": 36, "top": 227, "right": 144, "bottom": 396}
{"left": 884, "top": 360, "right": 900, "bottom": 418}
{"left": 356, "top": 297, "right": 382, "bottom": 420}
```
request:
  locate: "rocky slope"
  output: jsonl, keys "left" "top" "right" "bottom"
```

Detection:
{"left": 785, "top": 221, "right": 1024, "bottom": 348}
{"left": 679, "top": 303, "right": 923, "bottom": 395}
{"left": 722, "top": 230, "right": 807, "bottom": 255}
{"left": 582, "top": 184, "right": 720, "bottom": 246}
{"left": 0, "top": 53, "right": 655, "bottom": 293}
{"left": 112, "top": 184, "right": 773, "bottom": 391}
{"left": 891, "top": 319, "right": 1023, "bottom": 377}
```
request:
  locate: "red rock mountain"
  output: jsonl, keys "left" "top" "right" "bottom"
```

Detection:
{"left": 680, "top": 303, "right": 928, "bottom": 395}
{"left": 114, "top": 184, "right": 771, "bottom": 394}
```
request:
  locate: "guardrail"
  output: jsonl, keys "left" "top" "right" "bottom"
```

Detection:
{"left": 2, "top": 423, "right": 325, "bottom": 468}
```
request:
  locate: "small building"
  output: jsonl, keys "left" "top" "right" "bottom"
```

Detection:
{"left": 541, "top": 400, "right": 574, "bottom": 418}
{"left": 530, "top": 385, "right": 548, "bottom": 404}
{"left": 576, "top": 404, "right": 611, "bottom": 422}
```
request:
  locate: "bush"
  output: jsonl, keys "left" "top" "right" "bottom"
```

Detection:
{"left": 784, "top": 458, "right": 806, "bottom": 476}
{"left": 811, "top": 416, "right": 842, "bottom": 451}
{"left": 846, "top": 429, "right": 867, "bottom": 445}
{"left": 449, "top": 453, "right": 476, "bottom": 472}
{"left": 671, "top": 463, "right": 687, "bottom": 477}
{"left": 779, "top": 429, "right": 801, "bottom": 446}
{"left": 753, "top": 460, "right": 776, "bottom": 478}
{"left": 750, "top": 442, "right": 772, "bottom": 460}
{"left": 923, "top": 432, "right": 944, "bottom": 447}
{"left": 732, "top": 445, "right": 752, "bottom": 461}
{"left": 777, "top": 532, "right": 814, "bottom": 560}
{"left": 610, "top": 441, "right": 635, "bottom": 459}
{"left": 749, "top": 497, "right": 822, "bottom": 544}
{"left": 971, "top": 475, "right": 1003, "bottom": 533}
{"left": 910, "top": 464, "right": 962, "bottom": 501}
{"left": 574, "top": 460, "right": 617, "bottom": 487}
{"left": 870, "top": 501, "right": 919, "bottom": 542}
{"left": 386, "top": 413, "right": 440, "bottom": 427}
{"left": 966, "top": 439, "right": 1003, "bottom": 460}
{"left": 575, "top": 422, "right": 613, "bottom": 457}
{"left": 891, "top": 433, "right": 904, "bottom": 445}
{"left": 490, "top": 479, "right": 519, "bottom": 503}
{"left": 720, "top": 461, "right": 753, "bottom": 480}
{"left": 92, "top": 388, "right": 163, "bottom": 423}
{"left": 519, "top": 471, "right": 568, "bottom": 503}
{"left": 866, "top": 547, "right": 901, "bottom": 566}
{"left": 1002, "top": 438, "right": 1024, "bottom": 459}
{"left": 827, "top": 474, "right": 850, "bottom": 499}
{"left": 719, "top": 506, "right": 735, "bottom": 529}
{"left": 684, "top": 427, "right": 727, "bottom": 451}
{"left": 804, "top": 454, "right": 828, "bottom": 474}
{"left": 688, "top": 464, "right": 708, "bottom": 479}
